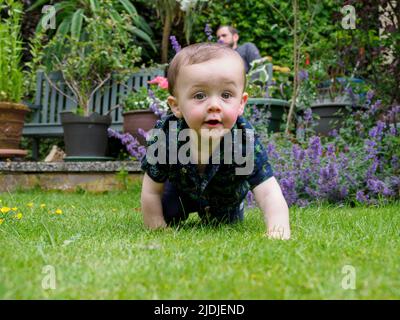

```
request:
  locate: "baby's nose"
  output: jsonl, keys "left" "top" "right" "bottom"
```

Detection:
{"left": 207, "top": 100, "right": 222, "bottom": 112}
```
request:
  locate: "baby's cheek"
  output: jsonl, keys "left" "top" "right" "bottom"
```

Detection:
{"left": 224, "top": 108, "right": 241, "bottom": 127}
{"left": 185, "top": 109, "right": 204, "bottom": 127}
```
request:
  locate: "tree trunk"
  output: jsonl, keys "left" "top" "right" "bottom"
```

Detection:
{"left": 285, "top": 0, "right": 299, "bottom": 135}
{"left": 161, "top": 11, "right": 172, "bottom": 64}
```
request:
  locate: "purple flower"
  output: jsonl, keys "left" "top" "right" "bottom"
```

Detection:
{"left": 367, "top": 178, "right": 391, "bottom": 196}
{"left": 369, "top": 100, "right": 381, "bottom": 114}
{"left": 298, "top": 70, "right": 309, "bottom": 81}
{"left": 389, "top": 125, "right": 397, "bottom": 136}
{"left": 246, "top": 191, "right": 256, "bottom": 208}
{"left": 329, "top": 129, "right": 338, "bottom": 138}
{"left": 296, "top": 199, "right": 309, "bottom": 207}
{"left": 307, "top": 136, "right": 322, "bottom": 163}
{"left": 148, "top": 89, "right": 167, "bottom": 117}
{"left": 303, "top": 108, "right": 312, "bottom": 123}
{"left": 391, "top": 156, "right": 399, "bottom": 170}
{"left": 137, "top": 128, "right": 149, "bottom": 140}
{"left": 356, "top": 190, "right": 369, "bottom": 203}
{"left": 364, "top": 139, "right": 377, "bottom": 159}
{"left": 326, "top": 143, "right": 335, "bottom": 156}
{"left": 170, "top": 35, "right": 181, "bottom": 53}
{"left": 204, "top": 24, "right": 213, "bottom": 41}
{"left": 366, "top": 90, "right": 375, "bottom": 101}
{"left": 292, "top": 144, "right": 305, "bottom": 162}
{"left": 280, "top": 176, "right": 298, "bottom": 206}
{"left": 107, "top": 128, "right": 146, "bottom": 160}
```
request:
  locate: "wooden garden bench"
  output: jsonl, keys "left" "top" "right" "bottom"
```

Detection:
{"left": 23, "top": 68, "right": 165, "bottom": 159}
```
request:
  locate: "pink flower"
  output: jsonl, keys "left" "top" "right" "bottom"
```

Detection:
{"left": 148, "top": 76, "right": 168, "bottom": 89}
{"left": 158, "top": 78, "right": 168, "bottom": 89}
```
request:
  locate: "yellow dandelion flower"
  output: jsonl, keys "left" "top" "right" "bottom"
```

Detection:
{"left": 1, "top": 207, "right": 11, "bottom": 214}
{"left": 27, "top": 202, "right": 34, "bottom": 208}
{"left": 16, "top": 213, "right": 23, "bottom": 220}
{"left": 55, "top": 209, "right": 63, "bottom": 215}
{"left": 0, "top": 218, "right": 4, "bottom": 225}
{"left": 112, "top": 208, "right": 117, "bottom": 212}
{"left": 280, "top": 67, "right": 291, "bottom": 73}
{"left": 11, "top": 207, "right": 18, "bottom": 211}
{"left": 40, "top": 204, "right": 46, "bottom": 209}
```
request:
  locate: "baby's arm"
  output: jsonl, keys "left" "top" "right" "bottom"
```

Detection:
{"left": 253, "top": 176, "right": 291, "bottom": 239}
{"left": 141, "top": 173, "right": 167, "bottom": 229}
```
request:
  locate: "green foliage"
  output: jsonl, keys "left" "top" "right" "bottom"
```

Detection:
{"left": 246, "top": 58, "right": 291, "bottom": 99}
{"left": 296, "top": 63, "right": 372, "bottom": 110}
{"left": 40, "top": 4, "right": 143, "bottom": 116}
{"left": 122, "top": 87, "right": 152, "bottom": 111}
{"left": 28, "top": 0, "right": 155, "bottom": 56}
{"left": 0, "top": 0, "right": 24, "bottom": 102}
{"left": 122, "top": 82, "right": 169, "bottom": 112}
{"left": 191, "top": 0, "right": 340, "bottom": 67}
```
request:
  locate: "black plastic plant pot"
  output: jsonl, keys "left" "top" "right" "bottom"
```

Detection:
{"left": 60, "top": 112, "right": 112, "bottom": 158}
{"left": 247, "top": 98, "right": 290, "bottom": 133}
{"left": 310, "top": 102, "right": 355, "bottom": 136}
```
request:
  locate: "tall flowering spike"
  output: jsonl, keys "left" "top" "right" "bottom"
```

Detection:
{"left": 303, "top": 108, "right": 312, "bottom": 124}
{"left": 107, "top": 128, "right": 146, "bottom": 160}
{"left": 204, "top": 23, "right": 213, "bottom": 41}
{"left": 298, "top": 70, "right": 309, "bottom": 81}
{"left": 170, "top": 35, "right": 181, "bottom": 53}
{"left": 148, "top": 89, "right": 167, "bottom": 117}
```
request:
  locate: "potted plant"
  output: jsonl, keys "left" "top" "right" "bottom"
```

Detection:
{"left": 38, "top": 5, "right": 143, "bottom": 160}
{"left": 297, "top": 60, "right": 370, "bottom": 136}
{"left": 121, "top": 76, "right": 169, "bottom": 146}
{"left": 0, "top": 0, "right": 30, "bottom": 159}
{"left": 245, "top": 58, "right": 290, "bottom": 134}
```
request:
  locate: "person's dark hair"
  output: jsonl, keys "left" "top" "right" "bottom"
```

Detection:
{"left": 167, "top": 42, "right": 246, "bottom": 96}
{"left": 217, "top": 25, "right": 238, "bottom": 36}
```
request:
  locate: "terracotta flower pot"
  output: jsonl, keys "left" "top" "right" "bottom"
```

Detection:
{"left": 0, "top": 102, "right": 30, "bottom": 158}
{"left": 123, "top": 110, "right": 159, "bottom": 146}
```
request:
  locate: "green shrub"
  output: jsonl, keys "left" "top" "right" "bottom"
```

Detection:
{"left": 0, "top": 0, "right": 24, "bottom": 102}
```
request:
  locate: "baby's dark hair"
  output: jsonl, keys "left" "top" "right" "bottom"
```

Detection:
{"left": 167, "top": 42, "right": 246, "bottom": 96}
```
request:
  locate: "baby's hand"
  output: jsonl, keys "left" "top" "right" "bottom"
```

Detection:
{"left": 266, "top": 226, "right": 290, "bottom": 240}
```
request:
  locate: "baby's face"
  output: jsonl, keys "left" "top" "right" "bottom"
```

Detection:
{"left": 168, "top": 55, "right": 248, "bottom": 139}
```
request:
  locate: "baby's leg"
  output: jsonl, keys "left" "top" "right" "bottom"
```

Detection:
{"left": 161, "top": 180, "right": 198, "bottom": 225}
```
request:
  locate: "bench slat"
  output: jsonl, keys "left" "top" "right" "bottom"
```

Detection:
{"left": 41, "top": 79, "right": 50, "bottom": 124}
{"left": 57, "top": 82, "right": 65, "bottom": 122}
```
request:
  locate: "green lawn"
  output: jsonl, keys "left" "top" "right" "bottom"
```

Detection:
{"left": 0, "top": 183, "right": 399, "bottom": 299}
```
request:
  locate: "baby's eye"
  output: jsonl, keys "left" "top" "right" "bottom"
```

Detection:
{"left": 221, "top": 92, "right": 232, "bottom": 99}
{"left": 193, "top": 92, "right": 206, "bottom": 100}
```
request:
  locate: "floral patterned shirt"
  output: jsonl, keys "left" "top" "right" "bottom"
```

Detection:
{"left": 141, "top": 114, "right": 273, "bottom": 216}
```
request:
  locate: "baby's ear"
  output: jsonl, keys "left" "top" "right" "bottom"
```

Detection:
{"left": 167, "top": 96, "right": 182, "bottom": 118}
{"left": 238, "top": 92, "right": 248, "bottom": 116}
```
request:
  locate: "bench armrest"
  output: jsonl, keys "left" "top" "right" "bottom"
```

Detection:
{"left": 23, "top": 100, "right": 42, "bottom": 111}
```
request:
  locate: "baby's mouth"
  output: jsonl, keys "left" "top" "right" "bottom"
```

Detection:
{"left": 204, "top": 119, "right": 222, "bottom": 126}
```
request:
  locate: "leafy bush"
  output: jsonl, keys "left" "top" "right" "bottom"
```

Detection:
{"left": 38, "top": 4, "right": 142, "bottom": 116}
{"left": 191, "top": 0, "right": 338, "bottom": 67}
{"left": 0, "top": 0, "right": 24, "bottom": 102}
{"left": 29, "top": 0, "right": 155, "bottom": 60}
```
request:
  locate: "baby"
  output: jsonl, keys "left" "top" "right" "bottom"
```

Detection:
{"left": 141, "top": 43, "right": 290, "bottom": 239}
